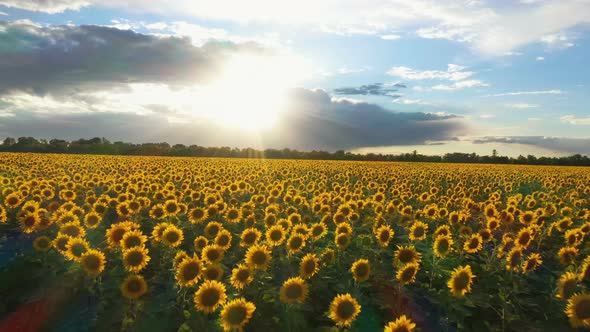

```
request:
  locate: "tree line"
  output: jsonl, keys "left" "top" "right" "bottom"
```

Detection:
{"left": 1, "top": 136, "right": 590, "bottom": 166}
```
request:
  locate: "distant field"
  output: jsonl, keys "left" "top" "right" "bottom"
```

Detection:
{"left": 1, "top": 153, "right": 590, "bottom": 331}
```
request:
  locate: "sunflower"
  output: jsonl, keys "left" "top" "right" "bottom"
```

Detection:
{"left": 448, "top": 265, "right": 475, "bottom": 297}
{"left": 175, "top": 256, "right": 203, "bottom": 287}
{"left": 335, "top": 223, "right": 352, "bottom": 236}
{"left": 19, "top": 212, "right": 39, "bottom": 234}
{"left": 245, "top": 244, "right": 272, "bottom": 270}
{"left": 106, "top": 222, "right": 131, "bottom": 247}
{"left": 579, "top": 257, "right": 590, "bottom": 281}
{"left": 193, "top": 280, "right": 227, "bottom": 313}
{"left": 4, "top": 192, "right": 22, "bottom": 208}
{"left": 174, "top": 250, "right": 190, "bottom": 266}
{"left": 322, "top": 249, "right": 336, "bottom": 266}
{"left": 80, "top": 249, "right": 106, "bottom": 276}
{"left": 505, "top": 247, "right": 523, "bottom": 271}
{"left": 225, "top": 207, "right": 242, "bottom": 223}
{"left": 565, "top": 293, "right": 590, "bottom": 328}
{"left": 375, "top": 224, "right": 394, "bottom": 247}
{"left": 205, "top": 221, "right": 223, "bottom": 238}
{"left": 287, "top": 234, "right": 307, "bottom": 254}
{"left": 328, "top": 293, "right": 361, "bottom": 328}
{"left": 463, "top": 234, "right": 483, "bottom": 254}
{"left": 149, "top": 204, "right": 167, "bottom": 220}
{"left": 384, "top": 315, "right": 416, "bottom": 332}
{"left": 161, "top": 225, "right": 184, "bottom": 247}
{"left": 265, "top": 225, "right": 287, "bottom": 247}
{"left": 53, "top": 234, "right": 72, "bottom": 254}
{"left": 433, "top": 235, "right": 453, "bottom": 258}
{"left": 122, "top": 247, "right": 150, "bottom": 273}
{"left": 84, "top": 211, "right": 102, "bottom": 229}
{"left": 163, "top": 199, "right": 180, "bottom": 216}
{"left": 335, "top": 233, "right": 351, "bottom": 250}
{"left": 350, "top": 259, "right": 371, "bottom": 282}
{"left": 280, "top": 277, "right": 309, "bottom": 304}
{"left": 188, "top": 207, "right": 207, "bottom": 224}
{"left": 310, "top": 222, "right": 327, "bottom": 240}
{"left": 397, "top": 262, "right": 419, "bottom": 285}
{"left": 522, "top": 253, "right": 543, "bottom": 274}
{"left": 194, "top": 235, "right": 209, "bottom": 251}
{"left": 204, "top": 264, "right": 225, "bottom": 281}
{"left": 394, "top": 245, "right": 422, "bottom": 266}
{"left": 558, "top": 246, "right": 579, "bottom": 266}
{"left": 235, "top": 228, "right": 259, "bottom": 248}
{"left": 0, "top": 205, "right": 7, "bottom": 223}
{"left": 65, "top": 237, "right": 90, "bottom": 261}
{"left": 121, "top": 230, "right": 148, "bottom": 250}
{"left": 121, "top": 274, "right": 148, "bottom": 300}
{"left": 230, "top": 264, "right": 254, "bottom": 290}
{"left": 33, "top": 235, "right": 52, "bottom": 252}
{"left": 515, "top": 227, "right": 534, "bottom": 249}
{"left": 219, "top": 298, "right": 256, "bottom": 332}
{"left": 409, "top": 221, "right": 428, "bottom": 241}
{"left": 202, "top": 244, "right": 225, "bottom": 264}
{"left": 299, "top": 253, "right": 320, "bottom": 279}
{"left": 215, "top": 229, "right": 233, "bottom": 250}
{"left": 557, "top": 272, "right": 578, "bottom": 300}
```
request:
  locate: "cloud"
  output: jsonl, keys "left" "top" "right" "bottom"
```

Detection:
{"left": 0, "top": 11, "right": 8, "bottom": 15}
{"left": 337, "top": 66, "right": 368, "bottom": 74}
{"left": 0, "top": 87, "right": 467, "bottom": 151}
{"left": 3, "top": 1, "right": 590, "bottom": 56}
{"left": 393, "top": 98, "right": 432, "bottom": 105}
{"left": 380, "top": 34, "right": 401, "bottom": 40}
{"left": 540, "top": 32, "right": 575, "bottom": 49}
{"left": 333, "top": 83, "right": 404, "bottom": 97}
{"left": 387, "top": 64, "right": 475, "bottom": 81}
{"left": 470, "top": 136, "right": 590, "bottom": 155}
{"left": 505, "top": 103, "right": 539, "bottom": 109}
{"left": 536, "top": 56, "right": 545, "bottom": 61}
{"left": 486, "top": 90, "right": 562, "bottom": 97}
{"left": 0, "top": 20, "right": 266, "bottom": 95}
{"left": 560, "top": 115, "right": 590, "bottom": 125}
{"left": 432, "top": 79, "right": 488, "bottom": 90}
{"left": 0, "top": 0, "right": 88, "bottom": 13}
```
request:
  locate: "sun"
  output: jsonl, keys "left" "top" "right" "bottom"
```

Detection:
{"left": 195, "top": 54, "right": 308, "bottom": 129}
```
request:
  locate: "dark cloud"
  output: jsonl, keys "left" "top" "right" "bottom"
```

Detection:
{"left": 471, "top": 136, "right": 590, "bottom": 155}
{"left": 0, "top": 20, "right": 266, "bottom": 95}
{"left": 0, "top": 88, "right": 467, "bottom": 151}
{"left": 333, "top": 83, "right": 404, "bottom": 97}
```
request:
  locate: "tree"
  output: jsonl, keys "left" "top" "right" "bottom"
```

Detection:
{"left": 3, "top": 137, "right": 15, "bottom": 146}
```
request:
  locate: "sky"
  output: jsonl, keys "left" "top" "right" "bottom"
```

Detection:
{"left": 0, "top": 0, "right": 589, "bottom": 157}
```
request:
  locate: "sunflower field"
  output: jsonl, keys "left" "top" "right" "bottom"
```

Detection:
{"left": 1, "top": 153, "right": 590, "bottom": 331}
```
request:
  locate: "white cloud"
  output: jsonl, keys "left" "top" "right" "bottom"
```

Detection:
{"left": 0, "top": 0, "right": 88, "bottom": 13}
{"left": 432, "top": 79, "right": 488, "bottom": 90}
{"left": 3, "top": 1, "right": 589, "bottom": 56}
{"left": 487, "top": 90, "right": 561, "bottom": 97}
{"left": 416, "top": 26, "right": 476, "bottom": 42}
{"left": 387, "top": 64, "right": 474, "bottom": 81}
{"left": 560, "top": 115, "right": 590, "bottom": 125}
{"left": 540, "top": 32, "right": 575, "bottom": 49}
{"left": 0, "top": 11, "right": 8, "bottom": 15}
{"left": 536, "top": 56, "right": 545, "bottom": 61}
{"left": 505, "top": 103, "right": 539, "bottom": 109}
{"left": 393, "top": 98, "right": 431, "bottom": 105}
{"left": 380, "top": 34, "right": 401, "bottom": 40}
{"left": 337, "top": 66, "right": 368, "bottom": 74}
{"left": 479, "top": 114, "right": 494, "bottom": 118}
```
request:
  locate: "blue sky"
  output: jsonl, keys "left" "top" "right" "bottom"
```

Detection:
{"left": 0, "top": 0, "right": 589, "bottom": 156}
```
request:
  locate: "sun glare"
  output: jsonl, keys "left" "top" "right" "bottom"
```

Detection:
{"left": 195, "top": 54, "right": 309, "bottom": 129}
